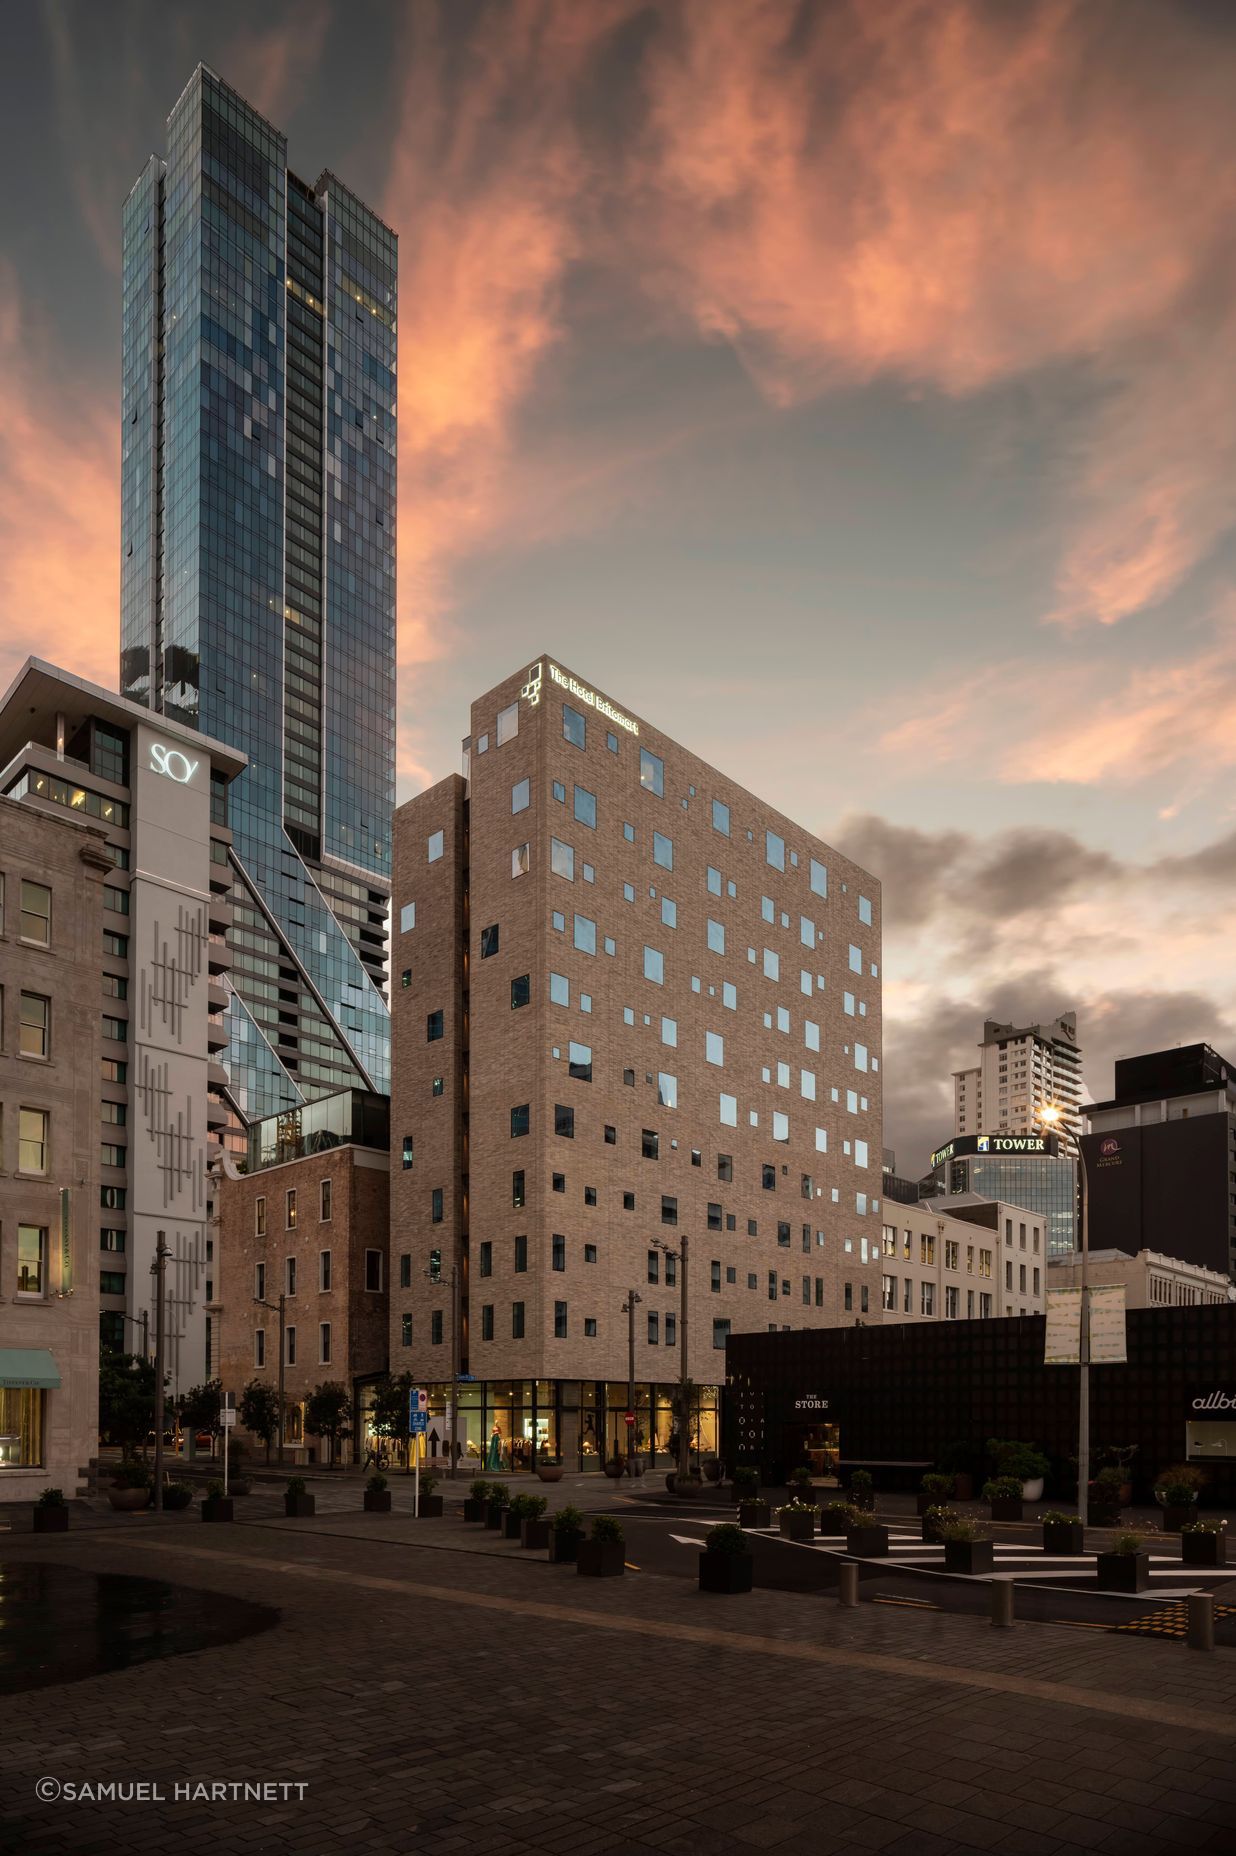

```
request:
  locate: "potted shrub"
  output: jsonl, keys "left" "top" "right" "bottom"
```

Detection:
{"left": 33, "top": 1488, "right": 69, "bottom": 1533}
{"left": 983, "top": 1476, "right": 1024, "bottom": 1523}
{"left": 1181, "top": 1518, "right": 1227, "bottom": 1567}
{"left": 987, "top": 1438, "right": 1049, "bottom": 1501}
{"left": 848, "top": 1468, "right": 875, "bottom": 1512}
{"left": 819, "top": 1500, "right": 855, "bottom": 1538}
{"left": 939, "top": 1516, "right": 995, "bottom": 1575}
{"left": 673, "top": 1470, "right": 703, "bottom": 1498}
{"left": 201, "top": 1478, "right": 233, "bottom": 1523}
{"left": 510, "top": 1492, "right": 549, "bottom": 1548}
{"left": 1088, "top": 1466, "right": 1125, "bottom": 1525}
{"left": 938, "top": 1440, "right": 979, "bottom": 1503}
{"left": 1154, "top": 1466, "right": 1202, "bottom": 1531}
{"left": 1041, "top": 1510, "right": 1085, "bottom": 1555}
{"left": 733, "top": 1466, "right": 770, "bottom": 1528}
{"left": 364, "top": 1472, "right": 392, "bottom": 1514}
{"left": 1096, "top": 1531, "right": 1150, "bottom": 1592}
{"left": 535, "top": 1458, "right": 565, "bottom": 1483}
{"left": 548, "top": 1504, "right": 585, "bottom": 1563}
{"left": 578, "top": 1513, "right": 626, "bottom": 1577}
{"left": 108, "top": 1459, "right": 153, "bottom": 1512}
{"left": 503, "top": 1491, "right": 541, "bottom": 1540}
{"left": 162, "top": 1482, "right": 193, "bottom": 1511}
{"left": 922, "top": 1504, "right": 957, "bottom": 1545}
{"left": 701, "top": 1453, "right": 722, "bottom": 1483}
{"left": 916, "top": 1472, "right": 954, "bottom": 1517}
{"left": 699, "top": 1523, "right": 754, "bottom": 1593}
{"left": 415, "top": 1472, "right": 444, "bottom": 1519}
{"left": 845, "top": 1513, "right": 890, "bottom": 1558}
{"left": 777, "top": 1499, "right": 818, "bottom": 1542}
{"left": 602, "top": 1455, "right": 625, "bottom": 1480}
{"left": 464, "top": 1478, "right": 491, "bottom": 1522}
{"left": 485, "top": 1484, "right": 511, "bottom": 1529}
{"left": 284, "top": 1476, "right": 316, "bottom": 1518}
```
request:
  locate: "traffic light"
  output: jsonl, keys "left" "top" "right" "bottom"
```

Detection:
{"left": 429, "top": 1248, "right": 442, "bottom": 1283}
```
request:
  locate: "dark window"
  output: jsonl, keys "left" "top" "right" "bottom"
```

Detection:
{"left": 707, "top": 1203, "right": 722, "bottom": 1231}
{"left": 777, "top": 1222, "right": 790, "bottom": 1247}
{"left": 481, "top": 1304, "right": 494, "bottom": 1340}
{"left": 584, "top": 1185, "right": 597, "bottom": 1206}
{"left": 479, "top": 1242, "right": 492, "bottom": 1278}
{"left": 726, "top": 1214, "right": 736, "bottom": 1232}
{"left": 712, "top": 1318, "right": 731, "bottom": 1351}
{"left": 399, "top": 1254, "right": 411, "bottom": 1289}
{"left": 431, "top": 1188, "right": 444, "bottom": 1223}
{"left": 747, "top": 1219, "right": 758, "bottom": 1237}
{"left": 554, "top": 1301, "right": 568, "bottom": 1338}
{"left": 642, "top": 1129, "right": 659, "bottom": 1160}
{"left": 623, "top": 1191, "right": 635, "bottom": 1211}
{"left": 401, "top": 969, "right": 411, "bottom": 988}
{"left": 431, "top": 1311, "right": 444, "bottom": 1344}
{"left": 647, "top": 1312, "right": 659, "bottom": 1344}
{"left": 718, "top": 1154, "right": 733, "bottom": 1182}
{"left": 511, "top": 1104, "right": 530, "bottom": 1137}
{"left": 511, "top": 974, "right": 531, "bottom": 1009}
{"left": 552, "top": 1235, "right": 566, "bottom": 1271}
{"left": 553, "top": 1172, "right": 566, "bottom": 1193}
{"left": 512, "top": 1170, "right": 525, "bottom": 1208}
{"left": 427, "top": 1010, "right": 444, "bottom": 1042}
{"left": 844, "top": 1283, "right": 853, "bottom": 1312}
{"left": 514, "top": 1235, "right": 527, "bottom": 1272}
{"left": 555, "top": 1104, "right": 575, "bottom": 1138}
{"left": 401, "top": 1135, "right": 413, "bottom": 1170}
{"left": 665, "top": 1313, "right": 677, "bottom": 1346}
{"left": 768, "top": 1271, "right": 778, "bottom": 1301}
{"left": 480, "top": 923, "right": 500, "bottom": 958}
{"left": 801, "top": 1174, "right": 814, "bottom": 1199}
{"left": 512, "top": 1301, "right": 525, "bottom": 1339}
{"left": 726, "top": 1266, "right": 736, "bottom": 1284}
{"left": 762, "top": 1164, "right": 776, "bottom": 1190}
{"left": 710, "top": 1261, "right": 721, "bottom": 1292}
{"left": 665, "top": 1255, "right": 677, "bottom": 1286}
{"left": 401, "top": 1314, "right": 412, "bottom": 1347}
{"left": 583, "top": 1318, "right": 597, "bottom": 1337}
{"left": 623, "top": 1068, "right": 635, "bottom": 1087}
{"left": 604, "top": 1125, "right": 616, "bottom": 1145}
{"left": 432, "top": 1076, "right": 444, "bottom": 1097}
{"left": 365, "top": 1251, "right": 382, "bottom": 1293}
{"left": 661, "top": 1195, "right": 677, "bottom": 1225}
{"left": 647, "top": 1249, "right": 659, "bottom": 1283}
{"left": 691, "top": 1149, "right": 702, "bottom": 1167}
{"left": 584, "top": 1244, "right": 597, "bottom": 1263}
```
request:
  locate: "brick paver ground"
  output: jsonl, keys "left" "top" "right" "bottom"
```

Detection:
{"left": 3, "top": 1511, "right": 1236, "bottom": 1856}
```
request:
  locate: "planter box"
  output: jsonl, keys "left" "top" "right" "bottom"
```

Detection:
{"left": 847, "top": 1490, "right": 876, "bottom": 1513}
{"left": 819, "top": 1511, "right": 853, "bottom": 1537}
{"left": 943, "top": 1538, "right": 995, "bottom": 1575}
{"left": 601, "top": 1462, "right": 624, "bottom": 1480}
{"left": 845, "top": 1525, "right": 890, "bottom": 1558}
{"left": 1096, "top": 1551, "right": 1150, "bottom": 1593}
{"left": 1043, "top": 1521, "right": 1085, "bottom": 1555}
{"left": 738, "top": 1500, "right": 771, "bottom": 1528}
{"left": 989, "top": 1498, "right": 1023, "bottom": 1523}
{"left": 779, "top": 1510, "right": 816, "bottom": 1542}
{"left": 415, "top": 1494, "right": 444, "bottom": 1519}
{"left": 699, "top": 1551, "right": 753, "bottom": 1593}
{"left": 502, "top": 1511, "right": 524, "bottom": 1540}
{"left": 921, "top": 1514, "right": 950, "bottom": 1544}
{"left": 548, "top": 1528, "right": 584, "bottom": 1564}
{"left": 916, "top": 1490, "right": 951, "bottom": 1517}
{"left": 577, "top": 1540, "right": 625, "bottom": 1577}
{"left": 1161, "top": 1505, "right": 1196, "bottom": 1532}
{"left": 201, "top": 1498, "right": 234, "bottom": 1523}
{"left": 673, "top": 1479, "right": 702, "bottom": 1498}
{"left": 485, "top": 1502, "right": 508, "bottom": 1530}
{"left": 520, "top": 1517, "right": 551, "bottom": 1550}
{"left": 284, "top": 1494, "right": 316, "bottom": 1517}
{"left": 108, "top": 1487, "right": 151, "bottom": 1512}
{"left": 952, "top": 1474, "right": 975, "bottom": 1502}
{"left": 463, "top": 1498, "right": 487, "bottom": 1522}
{"left": 535, "top": 1466, "right": 564, "bottom": 1483}
{"left": 33, "top": 1506, "right": 69, "bottom": 1532}
{"left": 1182, "top": 1530, "right": 1227, "bottom": 1567}
{"left": 364, "top": 1491, "right": 392, "bottom": 1513}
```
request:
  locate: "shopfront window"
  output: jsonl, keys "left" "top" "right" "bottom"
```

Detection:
{"left": 0, "top": 1388, "right": 43, "bottom": 1466}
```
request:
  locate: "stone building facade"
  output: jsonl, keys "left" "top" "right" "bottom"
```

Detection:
{"left": 388, "top": 656, "right": 883, "bottom": 1470}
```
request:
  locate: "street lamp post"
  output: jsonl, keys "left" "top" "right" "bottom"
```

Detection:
{"left": 425, "top": 1255, "right": 461, "bottom": 1478}
{"left": 621, "top": 1290, "right": 642, "bottom": 1474}
{"left": 654, "top": 1234, "right": 690, "bottom": 1482}
{"left": 253, "top": 1293, "right": 287, "bottom": 1466}
{"left": 152, "top": 1231, "right": 169, "bottom": 1513}
{"left": 1041, "top": 1107, "right": 1090, "bottom": 1525}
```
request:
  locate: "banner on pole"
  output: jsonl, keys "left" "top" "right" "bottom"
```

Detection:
{"left": 1088, "top": 1283, "right": 1128, "bottom": 1363}
{"left": 1044, "top": 1288, "right": 1082, "bottom": 1364}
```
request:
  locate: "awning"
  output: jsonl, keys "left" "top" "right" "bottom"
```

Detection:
{"left": 0, "top": 1349, "right": 61, "bottom": 1390}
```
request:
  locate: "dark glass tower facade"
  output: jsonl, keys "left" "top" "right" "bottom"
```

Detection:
{"left": 121, "top": 67, "right": 395, "bottom": 1120}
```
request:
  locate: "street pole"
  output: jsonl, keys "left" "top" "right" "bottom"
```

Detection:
{"left": 142, "top": 1307, "right": 149, "bottom": 1362}
{"left": 622, "top": 1290, "right": 642, "bottom": 1474}
{"left": 277, "top": 1291, "right": 286, "bottom": 1468}
{"left": 152, "top": 1231, "right": 168, "bottom": 1513}
{"left": 450, "top": 1262, "right": 461, "bottom": 1481}
{"left": 678, "top": 1234, "right": 690, "bottom": 1484}
{"left": 1076, "top": 1134, "right": 1090, "bottom": 1527}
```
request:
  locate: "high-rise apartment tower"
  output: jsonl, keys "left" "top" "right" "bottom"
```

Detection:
{"left": 954, "top": 1013, "right": 1082, "bottom": 1141}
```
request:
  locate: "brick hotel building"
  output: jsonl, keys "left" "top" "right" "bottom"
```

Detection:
{"left": 390, "top": 659, "right": 882, "bottom": 1471}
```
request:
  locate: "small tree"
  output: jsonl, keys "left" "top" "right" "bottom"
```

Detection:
{"left": 178, "top": 1380, "right": 222, "bottom": 1459}
{"left": 99, "top": 1351, "right": 157, "bottom": 1453}
{"left": 305, "top": 1381, "right": 353, "bottom": 1467}
{"left": 239, "top": 1379, "right": 280, "bottom": 1464}
{"left": 370, "top": 1371, "right": 414, "bottom": 1471}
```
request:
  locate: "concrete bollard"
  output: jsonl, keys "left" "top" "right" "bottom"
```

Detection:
{"left": 990, "top": 1579, "right": 1015, "bottom": 1628}
{"left": 838, "top": 1561, "right": 859, "bottom": 1608}
{"left": 1187, "top": 1592, "right": 1215, "bottom": 1652}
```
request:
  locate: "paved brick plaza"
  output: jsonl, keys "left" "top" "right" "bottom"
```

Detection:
{"left": 4, "top": 1502, "right": 1236, "bottom": 1856}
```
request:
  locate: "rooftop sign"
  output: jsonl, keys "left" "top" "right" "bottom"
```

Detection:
{"left": 930, "top": 1132, "right": 1061, "bottom": 1171}
{"left": 545, "top": 661, "right": 639, "bottom": 736}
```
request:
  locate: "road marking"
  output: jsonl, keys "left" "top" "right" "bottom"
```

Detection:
{"left": 669, "top": 1534, "right": 707, "bottom": 1547}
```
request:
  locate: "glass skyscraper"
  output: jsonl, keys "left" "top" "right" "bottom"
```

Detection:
{"left": 121, "top": 67, "right": 395, "bottom": 1121}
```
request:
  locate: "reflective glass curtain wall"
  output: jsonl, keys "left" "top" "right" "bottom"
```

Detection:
{"left": 120, "top": 68, "right": 396, "bottom": 1120}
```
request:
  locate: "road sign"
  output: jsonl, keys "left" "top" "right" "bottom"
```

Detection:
{"left": 625, "top": 1412, "right": 635, "bottom": 1425}
{"left": 219, "top": 1407, "right": 237, "bottom": 1428}
{"left": 410, "top": 1411, "right": 428, "bottom": 1435}
{"left": 409, "top": 1386, "right": 429, "bottom": 1415}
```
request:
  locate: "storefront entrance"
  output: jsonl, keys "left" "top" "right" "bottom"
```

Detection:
{"left": 419, "top": 1379, "right": 719, "bottom": 1472}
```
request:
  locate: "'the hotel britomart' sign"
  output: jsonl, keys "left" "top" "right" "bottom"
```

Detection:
{"left": 521, "top": 661, "right": 640, "bottom": 737}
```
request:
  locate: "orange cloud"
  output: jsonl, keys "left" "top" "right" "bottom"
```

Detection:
{"left": 0, "top": 271, "right": 118, "bottom": 694}
{"left": 632, "top": 0, "right": 1236, "bottom": 625}
{"left": 225, "top": 2, "right": 332, "bottom": 126}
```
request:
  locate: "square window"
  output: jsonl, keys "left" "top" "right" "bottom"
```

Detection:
{"left": 707, "top": 866, "right": 722, "bottom": 896}
{"left": 551, "top": 837, "right": 575, "bottom": 880}
{"left": 583, "top": 1317, "right": 596, "bottom": 1338}
{"left": 511, "top": 842, "right": 530, "bottom": 877}
{"left": 427, "top": 831, "right": 444, "bottom": 863}
{"left": 550, "top": 971, "right": 569, "bottom": 1006}
{"left": 661, "top": 1016, "right": 677, "bottom": 1046}
{"left": 657, "top": 1072, "right": 677, "bottom": 1108}
{"left": 427, "top": 1009, "right": 444, "bottom": 1042}
{"left": 766, "top": 830, "right": 785, "bottom": 870}
{"left": 552, "top": 910, "right": 566, "bottom": 932}
{"left": 400, "top": 969, "right": 411, "bottom": 989}
{"left": 707, "top": 918, "right": 725, "bottom": 954}
{"left": 642, "top": 1128, "right": 660, "bottom": 1159}
{"left": 712, "top": 799, "right": 730, "bottom": 835}
{"left": 574, "top": 785, "right": 597, "bottom": 828}
{"left": 763, "top": 948, "right": 780, "bottom": 981}
{"left": 849, "top": 944, "right": 863, "bottom": 973}
{"left": 722, "top": 980, "right": 736, "bottom": 1010}
{"left": 623, "top": 882, "right": 635, "bottom": 902}
{"left": 399, "top": 902, "right": 416, "bottom": 932}
{"left": 512, "top": 778, "right": 530, "bottom": 814}
{"left": 563, "top": 702, "right": 586, "bottom": 748}
{"left": 761, "top": 896, "right": 774, "bottom": 923}
{"left": 511, "top": 974, "right": 531, "bottom": 1009}
{"left": 640, "top": 748, "right": 664, "bottom": 796}
{"left": 810, "top": 858, "right": 827, "bottom": 898}
{"left": 511, "top": 1104, "right": 530, "bottom": 1137}
{"left": 553, "top": 780, "right": 566, "bottom": 803}
{"left": 653, "top": 831, "right": 673, "bottom": 870}
{"left": 858, "top": 894, "right": 873, "bottom": 925}
{"left": 623, "top": 821, "right": 635, "bottom": 842}
{"left": 480, "top": 923, "right": 500, "bottom": 958}
{"left": 607, "top": 731, "right": 619, "bottom": 753}
{"left": 497, "top": 700, "right": 519, "bottom": 744}
{"left": 643, "top": 945, "right": 664, "bottom": 985}
{"left": 661, "top": 896, "right": 676, "bottom": 928}
{"left": 555, "top": 1104, "right": 575, "bottom": 1137}
{"left": 568, "top": 1041, "right": 592, "bottom": 1081}
{"left": 553, "top": 1173, "right": 566, "bottom": 1193}
{"left": 705, "top": 1030, "right": 724, "bottom": 1066}
{"left": 720, "top": 1093, "right": 737, "bottom": 1127}
{"left": 432, "top": 1076, "right": 445, "bottom": 1097}
{"left": 574, "top": 914, "right": 597, "bottom": 955}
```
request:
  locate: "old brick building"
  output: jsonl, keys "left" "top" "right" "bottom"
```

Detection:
{"left": 216, "top": 1092, "right": 390, "bottom": 1463}
{"left": 389, "top": 657, "right": 882, "bottom": 1472}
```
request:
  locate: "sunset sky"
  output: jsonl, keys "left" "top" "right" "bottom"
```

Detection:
{"left": 3, "top": 0, "right": 1236, "bottom": 1169}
